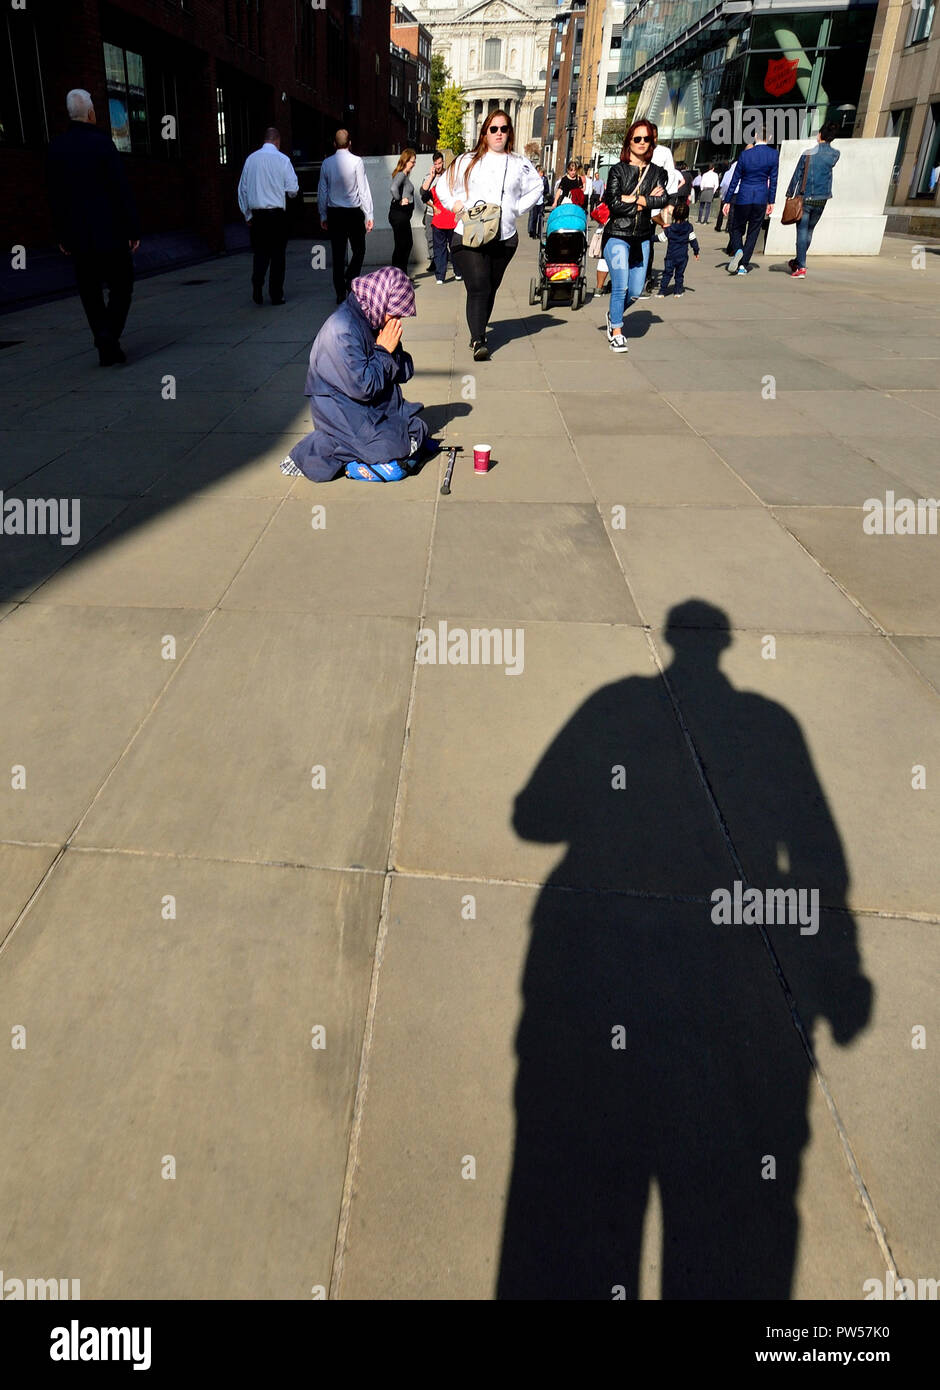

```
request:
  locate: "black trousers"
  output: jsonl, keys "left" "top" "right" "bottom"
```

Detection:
{"left": 389, "top": 202, "right": 414, "bottom": 273}
{"left": 327, "top": 206, "right": 366, "bottom": 299}
{"left": 728, "top": 201, "right": 766, "bottom": 267}
{"left": 249, "top": 208, "right": 288, "bottom": 300}
{"left": 451, "top": 233, "right": 518, "bottom": 343}
{"left": 73, "top": 248, "right": 134, "bottom": 351}
{"left": 715, "top": 197, "right": 735, "bottom": 235}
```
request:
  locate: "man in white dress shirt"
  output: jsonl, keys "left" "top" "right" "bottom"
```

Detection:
{"left": 237, "top": 126, "right": 299, "bottom": 305}
{"left": 317, "top": 129, "right": 375, "bottom": 305}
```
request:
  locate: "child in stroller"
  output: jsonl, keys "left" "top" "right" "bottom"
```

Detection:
{"left": 529, "top": 193, "right": 588, "bottom": 310}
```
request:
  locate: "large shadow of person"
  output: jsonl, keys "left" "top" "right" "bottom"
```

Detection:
{"left": 497, "top": 600, "right": 871, "bottom": 1299}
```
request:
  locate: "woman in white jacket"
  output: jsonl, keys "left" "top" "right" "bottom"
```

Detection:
{"left": 436, "top": 110, "right": 543, "bottom": 360}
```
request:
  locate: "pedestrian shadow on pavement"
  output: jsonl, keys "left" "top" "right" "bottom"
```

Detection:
{"left": 497, "top": 599, "right": 872, "bottom": 1299}
{"left": 621, "top": 310, "right": 661, "bottom": 340}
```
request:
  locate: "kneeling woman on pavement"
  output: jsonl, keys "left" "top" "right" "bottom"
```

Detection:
{"left": 281, "top": 267, "right": 430, "bottom": 483}
{"left": 602, "top": 120, "right": 668, "bottom": 354}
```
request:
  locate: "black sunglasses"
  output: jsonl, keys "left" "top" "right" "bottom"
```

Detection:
{"left": 631, "top": 135, "right": 652, "bottom": 144}
{"left": 488, "top": 124, "right": 509, "bottom": 134}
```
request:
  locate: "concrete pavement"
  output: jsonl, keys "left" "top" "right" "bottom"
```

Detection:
{"left": 0, "top": 222, "right": 937, "bottom": 1299}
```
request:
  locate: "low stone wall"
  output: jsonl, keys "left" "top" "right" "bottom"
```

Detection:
{"left": 764, "top": 138, "right": 898, "bottom": 257}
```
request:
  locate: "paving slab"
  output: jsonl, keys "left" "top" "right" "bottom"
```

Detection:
{"left": 786, "top": 390, "right": 937, "bottom": 438}
{"left": 708, "top": 435, "right": 911, "bottom": 505}
{"left": 0, "top": 605, "right": 206, "bottom": 843}
{"left": 555, "top": 389, "right": 692, "bottom": 436}
{"left": 829, "top": 359, "right": 940, "bottom": 391}
{"left": 427, "top": 502, "right": 634, "bottom": 625}
{"left": 221, "top": 499, "right": 434, "bottom": 617}
{"left": 395, "top": 621, "right": 733, "bottom": 891}
{"left": 439, "top": 388, "right": 565, "bottom": 438}
{"left": 577, "top": 434, "right": 757, "bottom": 506}
{"left": 664, "top": 390, "right": 822, "bottom": 436}
{"left": 0, "top": 430, "right": 94, "bottom": 489}
{"left": 73, "top": 611, "right": 415, "bottom": 869}
{"left": 21, "top": 432, "right": 205, "bottom": 499}
{"left": 607, "top": 507, "right": 871, "bottom": 634}
{"left": 775, "top": 506, "right": 940, "bottom": 636}
{"left": 149, "top": 434, "right": 303, "bottom": 500}
{"left": 31, "top": 494, "right": 281, "bottom": 609}
{"left": 653, "top": 631, "right": 940, "bottom": 916}
{"left": 0, "top": 494, "right": 132, "bottom": 606}
{"left": 341, "top": 875, "right": 882, "bottom": 1299}
{"left": 768, "top": 913, "right": 940, "bottom": 1284}
{"left": 0, "top": 851, "right": 382, "bottom": 1298}
{"left": 416, "top": 434, "right": 591, "bottom": 503}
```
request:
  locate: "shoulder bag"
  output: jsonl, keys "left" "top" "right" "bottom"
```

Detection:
{"left": 782, "top": 153, "right": 809, "bottom": 225}
{"left": 461, "top": 157, "right": 509, "bottom": 248}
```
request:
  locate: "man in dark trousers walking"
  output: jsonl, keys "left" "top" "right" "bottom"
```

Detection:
{"left": 46, "top": 88, "right": 140, "bottom": 366}
{"left": 237, "top": 126, "right": 300, "bottom": 305}
{"left": 722, "top": 123, "right": 778, "bottom": 275}
{"left": 317, "top": 130, "right": 374, "bottom": 305}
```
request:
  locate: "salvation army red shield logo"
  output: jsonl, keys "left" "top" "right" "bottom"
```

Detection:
{"left": 764, "top": 57, "right": 799, "bottom": 97}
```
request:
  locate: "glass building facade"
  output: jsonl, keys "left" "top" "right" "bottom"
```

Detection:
{"left": 617, "top": 0, "right": 877, "bottom": 160}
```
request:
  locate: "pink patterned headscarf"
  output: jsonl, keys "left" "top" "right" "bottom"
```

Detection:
{"left": 351, "top": 267, "right": 417, "bottom": 329}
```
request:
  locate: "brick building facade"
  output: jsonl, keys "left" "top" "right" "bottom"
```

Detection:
{"left": 1, "top": 0, "right": 391, "bottom": 258}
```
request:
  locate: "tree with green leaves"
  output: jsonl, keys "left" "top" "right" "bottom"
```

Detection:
{"left": 429, "top": 54, "right": 450, "bottom": 137}
{"left": 437, "top": 82, "right": 466, "bottom": 155}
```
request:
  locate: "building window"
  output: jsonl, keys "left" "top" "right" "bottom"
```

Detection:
{"left": 887, "top": 106, "right": 913, "bottom": 186}
{"left": 104, "top": 42, "right": 149, "bottom": 155}
{"left": 216, "top": 85, "right": 227, "bottom": 165}
{"left": 912, "top": 101, "right": 940, "bottom": 196}
{"left": 484, "top": 36, "right": 501, "bottom": 70}
{"left": 0, "top": 9, "right": 48, "bottom": 146}
{"left": 906, "top": 0, "right": 935, "bottom": 45}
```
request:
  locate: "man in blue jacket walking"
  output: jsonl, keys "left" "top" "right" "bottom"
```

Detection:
{"left": 723, "top": 123, "right": 778, "bottom": 275}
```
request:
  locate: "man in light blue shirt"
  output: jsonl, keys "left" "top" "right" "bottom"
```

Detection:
{"left": 317, "top": 129, "right": 375, "bottom": 305}
{"left": 237, "top": 126, "right": 299, "bottom": 304}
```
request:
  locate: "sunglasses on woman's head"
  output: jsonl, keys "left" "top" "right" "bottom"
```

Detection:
{"left": 489, "top": 124, "right": 509, "bottom": 134}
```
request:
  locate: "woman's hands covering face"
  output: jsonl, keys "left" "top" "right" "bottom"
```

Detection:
{"left": 376, "top": 316, "right": 403, "bottom": 353}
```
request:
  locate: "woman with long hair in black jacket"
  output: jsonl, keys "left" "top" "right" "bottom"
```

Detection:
{"left": 601, "top": 120, "right": 668, "bottom": 353}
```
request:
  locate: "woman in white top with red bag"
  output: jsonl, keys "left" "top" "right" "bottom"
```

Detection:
{"left": 436, "top": 109, "right": 543, "bottom": 361}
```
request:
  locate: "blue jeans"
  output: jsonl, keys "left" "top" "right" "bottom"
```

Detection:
{"left": 605, "top": 237, "right": 651, "bottom": 329}
{"left": 795, "top": 202, "right": 825, "bottom": 269}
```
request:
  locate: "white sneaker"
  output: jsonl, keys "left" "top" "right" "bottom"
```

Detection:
{"left": 610, "top": 333, "right": 628, "bottom": 353}
{"left": 605, "top": 312, "right": 614, "bottom": 343}
{"left": 436, "top": 279, "right": 444, "bottom": 285}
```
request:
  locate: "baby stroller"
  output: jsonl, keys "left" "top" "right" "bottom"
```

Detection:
{"left": 529, "top": 200, "right": 588, "bottom": 311}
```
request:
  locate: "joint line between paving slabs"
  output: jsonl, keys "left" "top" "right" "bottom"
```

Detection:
{"left": 329, "top": 316, "right": 456, "bottom": 1300}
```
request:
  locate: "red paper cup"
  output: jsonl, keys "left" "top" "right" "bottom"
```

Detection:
{"left": 473, "top": 444, "right": 491, "bottom": 473}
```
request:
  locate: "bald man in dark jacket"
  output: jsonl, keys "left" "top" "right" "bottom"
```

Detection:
{"left": 47, "top": 89, "right": 141, "bottom": 365}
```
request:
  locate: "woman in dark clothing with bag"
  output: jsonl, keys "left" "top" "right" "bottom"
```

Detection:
{"left": 435, "top": 110, "right": 543, "bottom": 361}
{"left": 389, "top": 149, "right": 417, "bottom": 273}
{"left": 602, "top": 120, "right": 668, "bottom": 354}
